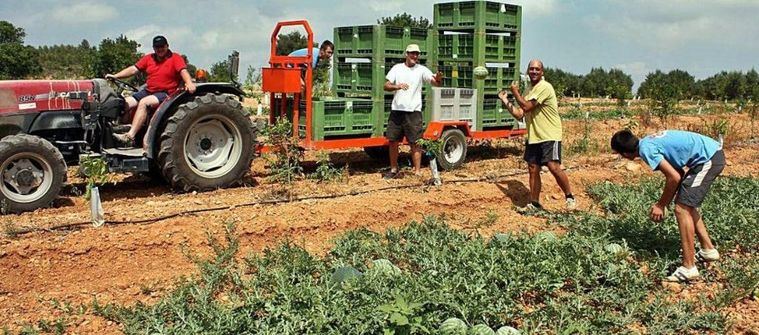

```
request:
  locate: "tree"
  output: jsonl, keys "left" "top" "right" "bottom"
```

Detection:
{"left": 208, "top": 59, "right": 238, "bottom": 82}
{"left": 92, "top": 35, "right": 141, "bottom": 80}
{"left": 0, "top": 21, "right": 40, "bottom": 79}
{"left": 378, "top": 12, "right": 432, "bottom": 29}
{"left": 0, "top": 21, "right": 25, "bottom": 44}
{"left": 544, "top": 67, "right": 582, "bottom": 98}
{"left": 638, "top": 70, "right": 680, "bottom": 126}
{"left": 36, "top": 40, "right": 96, "bottom": 79}
{"left": 276, "top": 31, "right": 317, "bottom": 56}
{"left": 606, "top": 68, "right": 633, "bottom": 105}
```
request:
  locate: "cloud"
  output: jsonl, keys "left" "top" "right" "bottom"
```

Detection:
{"left": 586, "top": 0, "right": 759, "bottom": 50}
{"left": 511, "top": 0, "right": 559, "bottom": 17}
{"left": 50, "top": 2, "right": 117, "bottom": 24}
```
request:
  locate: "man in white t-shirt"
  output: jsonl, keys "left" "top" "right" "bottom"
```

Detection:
{"left": 382, "top": 44, "right": 443, "bottom": 179}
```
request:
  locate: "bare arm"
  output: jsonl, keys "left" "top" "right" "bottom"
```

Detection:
{"left": 498, "top": 90, "right": 524, "bottom": 119}
{"left": 650, "top": 159, "right": 682, "bottom": 222}
{"left": 106, "top": 65, "right": 139, "bottom": 80}
{"left": 384, "top": 80, "right": 408, "bottom": 92}
{"left": 429, "top": 71, "right": 444, "bottom": 87}
{"left": 180, "top": 68, "right": 196, "bottom": 93}
{"left": 510, "top": 81, "right": 538, "bottom": 113}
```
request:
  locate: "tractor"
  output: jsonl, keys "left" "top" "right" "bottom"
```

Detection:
{"left": 0, "top": 53, "right": 257, "bottom": 213}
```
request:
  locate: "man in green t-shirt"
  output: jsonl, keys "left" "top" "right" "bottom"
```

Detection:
{"left": 498, "top": 59, "right": 575, "bottom": 211}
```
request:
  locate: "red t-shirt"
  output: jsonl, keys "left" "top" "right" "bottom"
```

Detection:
{"left": 134, "top": 51, "right": 187, "bottom": 94}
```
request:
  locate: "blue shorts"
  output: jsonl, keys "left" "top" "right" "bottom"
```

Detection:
{"left": 132, "top": 89, "right": 168, "bottom": 103}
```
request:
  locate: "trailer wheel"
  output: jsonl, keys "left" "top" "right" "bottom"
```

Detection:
{"left": 0, "top": 134, "right": 67, "bottom": 213}
{"left": 158, "top": 93, "right": 256, "bottom": 192}
{"left": 437, "top": 128, "right": 467, "bottom": 170}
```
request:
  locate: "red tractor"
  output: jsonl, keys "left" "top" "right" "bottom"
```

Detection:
{"left": 0, "top": 53, "right": 257, "bottom": 213}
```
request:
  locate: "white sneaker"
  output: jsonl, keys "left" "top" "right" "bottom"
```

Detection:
{"left": 696, "top": 248, "right": 720, "bottom": 262}
{"left": 664, "top": 266, "right": 700, "bottom": 283}
{"left": 566, "top": 197, "right": 577, "bottom": 210}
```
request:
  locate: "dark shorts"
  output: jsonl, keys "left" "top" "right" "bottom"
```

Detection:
{"left": 676, "top": 150, "right": 725, "bottom": 208}
{"left": 386, "top": 110, "right": 424, "bottom": 143}
{"left": 524, "top": 141, "right": 561, "bottom": 166}
{"left": 132, "top": 89, "right": 169, "bottom": 103}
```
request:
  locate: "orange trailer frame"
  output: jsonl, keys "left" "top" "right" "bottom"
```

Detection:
{"left": 260, "top": 20, "right": 525, "bottom": 154}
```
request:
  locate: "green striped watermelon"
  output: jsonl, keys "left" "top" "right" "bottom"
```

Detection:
{"left": 468, "top": 324, "right": 495, "bottom": 335}
{"left": 439, "top": 317, "right": 468, "bottom": 335}
{"left": 329, "top": 266, "right": 362, "bottom": 286}
{"left": 370, "top": 259, "right": 401, "bottom": 276}
{"left": 495, "top": 326, "right": 521, "bottom": 335}
{"left": 604, "top": 243, "right": 625, "bottom": 254}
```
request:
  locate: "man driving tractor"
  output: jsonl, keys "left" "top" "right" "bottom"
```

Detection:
{"left": 106, "top": 35, "right": 196, "bottom": 148}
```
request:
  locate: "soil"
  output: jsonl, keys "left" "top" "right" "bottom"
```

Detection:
{"left": 1, "top": 104, "right": 757, "bottom": 334}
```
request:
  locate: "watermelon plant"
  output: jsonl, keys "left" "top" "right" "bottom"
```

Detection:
{"left": 84, "top": 177, "right": 757, "bottom": 334}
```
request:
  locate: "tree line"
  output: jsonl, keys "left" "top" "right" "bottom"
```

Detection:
{"left": 2, "top": 19, "right": 757, "bottom": 102}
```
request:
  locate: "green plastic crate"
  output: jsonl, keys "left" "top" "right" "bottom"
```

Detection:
{"left": 483, "top": 64, "right": 517, "bottom": 92}
{"left": 438, "top": 61, "right": 474, "bottom": 88}
{"left": 272, "top": 97, "right": 375, "bottom": 140}
{"left": 434, "top": 1, "right": 521, "bottom": 31}
{"left": 481, "top": 93, "right": 516, "bottom": 128}
{"left": 333, "top": 25, "right": 434, "bottom": 58}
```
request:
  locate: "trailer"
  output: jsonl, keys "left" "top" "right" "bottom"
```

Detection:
{"left": 261, "top": 14, "right": 524, "bottom": 170}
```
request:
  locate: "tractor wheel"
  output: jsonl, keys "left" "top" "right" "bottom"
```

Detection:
{"left": 363, "top": 146, "right": 389, "bottom": 163}
{"left": 0, "top": 134, "right": 67, "bottom": 213}
{"left": 157, "top": 93, "right": 256, "bottom": 192}
{"left": 437, "top": 128, "right": 468, "bottom": 171}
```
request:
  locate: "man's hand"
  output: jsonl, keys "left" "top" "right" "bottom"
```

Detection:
{"left": 509, "top": 80, "right": 520, "bottom": 94}
{"left": 434, "top": 71, "right": 443, "bottom": 83}
{"left": 498, "top": 90, "right": 509, "bottom": 101}
{"left": 105, "top": 74, "right": 117, "bottom": 80}
{"left": 186, "top": 81, "right": 197, "bottom": 94}
{"left": 650, "top": 203, "right": 665, "bottom": 222}
{"left": 397, "top": 83, "right": 409, "bottom": 90}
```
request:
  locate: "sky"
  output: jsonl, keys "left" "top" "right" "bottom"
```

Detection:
{"left": 2, "top": 0, "right": 758, "bottom": 89}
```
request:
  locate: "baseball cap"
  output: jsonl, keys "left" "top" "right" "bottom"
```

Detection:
{"left": 405, "top": 44, "right": 421, "bottom": 53}
{"left": 152, "top": 35, "right": 168, "bottom": 47}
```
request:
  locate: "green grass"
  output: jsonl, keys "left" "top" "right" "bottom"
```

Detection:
{"left": 79, "top": 177, "right": 759, "bottom": 334}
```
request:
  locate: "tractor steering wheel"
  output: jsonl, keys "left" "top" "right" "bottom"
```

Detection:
{"left": 106, "top": 76, "right": 138, "bottom": 93}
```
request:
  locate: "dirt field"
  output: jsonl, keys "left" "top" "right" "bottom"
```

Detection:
{"left": 1, "top": 105, "right": 757, "bottom": 334}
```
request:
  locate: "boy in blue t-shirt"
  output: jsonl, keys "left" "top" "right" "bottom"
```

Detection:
{"left": 610, "top": 129, "right": 725, "bottom": 283}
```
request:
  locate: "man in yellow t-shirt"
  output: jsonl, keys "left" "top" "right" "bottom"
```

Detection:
{"left": 498, "top": 59, "right": 575, "bottom": 211}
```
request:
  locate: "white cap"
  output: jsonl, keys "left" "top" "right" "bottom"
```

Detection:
{"left": 405, "top": 44, "right": 421, "bottom": 53}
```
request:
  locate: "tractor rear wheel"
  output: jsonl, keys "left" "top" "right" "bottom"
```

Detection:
{"left": 157, "top": 94, "right": 256, "bottom": 192}
{"left": 0, "top": 134, "right": 67, "bottom": 213}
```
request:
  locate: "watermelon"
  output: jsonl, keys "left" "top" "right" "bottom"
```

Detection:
{"left": 473, "top": 66, "right": 489, "bottom": 80}
{"left": 468, "top": 324, "right": 495, "bottom": 335}
{"left": 370, "top": 259, "right": 401, "bottom": 276}
{"left": 329, "top": 266, "right": 362, "bottom": 286}
{"left": 495, "top": 326, "right": 521, "bottom": 335}
{"left": 439, "top": 317, "right": 468, "bottom": 335}
{"left": 493, "top": 233, "right": 510, "bottom": 244}
{"left": 534, "top": 231, "right": 557, "bottom": 243}
{"left": 604, "top": 243, "right": 625, "bottom": 254}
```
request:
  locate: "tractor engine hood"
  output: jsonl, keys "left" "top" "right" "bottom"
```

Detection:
{"left": 0, "top": 80, "right": 95, "bottom": 114}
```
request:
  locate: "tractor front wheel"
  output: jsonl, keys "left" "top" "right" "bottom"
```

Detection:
{"left": 157, "top": 94, "right": 257, "bottom": 192}
{"left": 0, "top": 134, "right": 67, "bottom": 213}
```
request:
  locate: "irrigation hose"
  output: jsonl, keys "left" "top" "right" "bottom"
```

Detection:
{"left": 8, "top": 160, "right": 618, "bottom": 238}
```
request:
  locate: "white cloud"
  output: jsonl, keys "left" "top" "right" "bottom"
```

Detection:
{"left": 511, "top": 0, "right": 559, "bottom": 17}
{"left": 367, "top": 0, "right": 404, "bottom": 12}
{"left": 587, "top": 0, "right": 759, "bottom": 50}
{"left": 51, "top": 2, "right": 117, "bottom": 24}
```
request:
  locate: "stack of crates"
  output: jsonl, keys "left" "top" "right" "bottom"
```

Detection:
{"left": 434, "top": 1, "right": 522, "bottom": 131}
{"left": 333, "top": 25, "right": 436, "bottom": 136}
